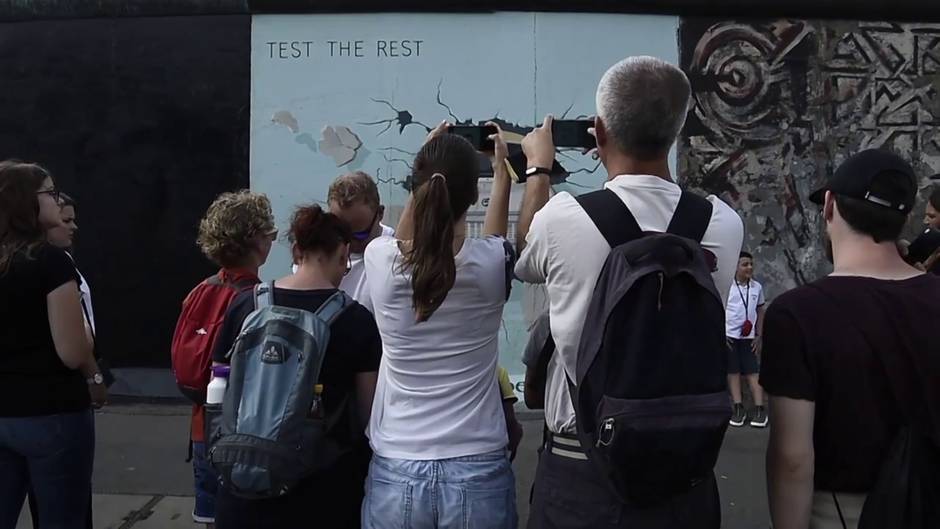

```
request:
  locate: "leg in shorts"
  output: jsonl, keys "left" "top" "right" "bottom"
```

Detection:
{"left": 726, "top": 338, "right": 759, "bottom": 375}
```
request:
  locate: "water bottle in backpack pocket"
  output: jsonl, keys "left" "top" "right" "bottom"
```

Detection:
{"left": 208, "top": 283, "right": 352, "bottom": 499}
{"left": 204, "top": 365, "right": 229, "bottom": 447}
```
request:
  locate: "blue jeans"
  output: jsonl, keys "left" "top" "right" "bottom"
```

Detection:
{"left": 363, "top": 450, "right": 517, "bottom": 529}
{"left": 192, "top": 441, "right": 218, "bottom": 523}
{"left": 0, "top": 410, "right": 95, "bottom": 529}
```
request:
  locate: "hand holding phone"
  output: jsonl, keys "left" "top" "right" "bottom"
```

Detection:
{"left": 551, "top": 119, "right": 595, "bottom": 149}
{"left": 447, "top": 124, "right": 498, "bottom": 152}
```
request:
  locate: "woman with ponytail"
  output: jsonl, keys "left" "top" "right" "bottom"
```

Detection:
{"left": 363, "top": 122, "right": 516, "bottom": 528}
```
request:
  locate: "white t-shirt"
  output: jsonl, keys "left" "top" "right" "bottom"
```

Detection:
{"left": 291, "top": 223, "right": 394, "bottom": 311}
{"left": 515, "top": 174, "right": 744, "bottom": 435}
{"left": 725, "top": 279, "right": 765, "bottom": 339}
{"left": 364, "top": 235, "right": 511, "bottom": 460}
{"left": 66, "top": 253, "right": 95, "bottom": 333}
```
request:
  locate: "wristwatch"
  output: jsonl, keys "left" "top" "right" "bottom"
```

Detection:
{"left": 525, "top": 166, "right": 553, "bottom": 180}
{"left": 87, "top": 373, "right": 104, "bottom": 386}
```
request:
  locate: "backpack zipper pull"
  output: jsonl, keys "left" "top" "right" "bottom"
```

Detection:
{"left": 657, "top": 272, "right": 664, "bottom": 311}
{"left": 598, "top": 418, "right": 616, "bottom": 447}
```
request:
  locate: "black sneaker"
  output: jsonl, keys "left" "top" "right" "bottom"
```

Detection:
{"left": 750, "top": 406, "right": 768, "bottom": 428}
{"left": 729, "top": 403, "right": 746, "bottom": 427}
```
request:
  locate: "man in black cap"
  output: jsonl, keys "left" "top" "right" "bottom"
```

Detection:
{"left": 761, "top": 149, "right": 940, "bottom": 528}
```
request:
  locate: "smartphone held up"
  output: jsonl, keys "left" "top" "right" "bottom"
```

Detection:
{"left": 551, "top": 119, "right": 595, "bottom": 149}
{"left": 447, "top": 124, "right": 498, "bottom": 152}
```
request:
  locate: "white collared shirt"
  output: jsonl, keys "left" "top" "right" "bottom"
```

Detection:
{"left": 726, "top": 279, "right": 765, "bottom": 339}
{"left": 515, "top": 174, "right": 744, "bottom": 434}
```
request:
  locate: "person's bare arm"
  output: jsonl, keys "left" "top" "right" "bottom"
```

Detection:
{"left": 48, "top": 281, "right": 94, "bottom": 370}
{"left": 753, "top": 304, "right": 766, "bottom": 355}
{"left": 767, "top": 396, "right": 816, "bottom": 529}
{"left": 516, "top": 115, "right": 556, "bottom": 253}
{"left": 482, "top": 123, "right": 511, "bottom": 238}
{"left": 503, "top": 400, "right": 523, "bottom": 461}
{"left": 523, "top": 364, "right": 546, "bottom": 409}
{"left": 355, "top": 371, "right": 379, "bottom": 431}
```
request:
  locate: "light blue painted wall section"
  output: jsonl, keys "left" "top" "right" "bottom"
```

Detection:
{"left": 250, "top": 12, "right": 680, "bottom": 390}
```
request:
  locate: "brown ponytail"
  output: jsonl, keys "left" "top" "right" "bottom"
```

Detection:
{"left": 404, "top": 134, "right": 480, "bottom": 322}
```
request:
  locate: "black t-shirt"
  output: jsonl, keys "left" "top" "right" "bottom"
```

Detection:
{"left": 760, "top": 274, "right": 940, "bottom": 492}
{"left": 0, "top": 244, "right": 89, "bottom": 416}
{"left": 212, "top": 287, "right": 382, "bottom": 525}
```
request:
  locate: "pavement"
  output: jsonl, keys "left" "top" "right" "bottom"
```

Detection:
{"left": 17, "top": 403, "right": 770, "bottom": 529}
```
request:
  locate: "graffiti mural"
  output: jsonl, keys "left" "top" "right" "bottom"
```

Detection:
{"left": 680, "top": 19, "right": 940, "bottom": 295}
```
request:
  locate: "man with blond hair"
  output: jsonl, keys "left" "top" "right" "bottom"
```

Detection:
{"left": 293, "top": 171, "right": 393, "bottom": 312}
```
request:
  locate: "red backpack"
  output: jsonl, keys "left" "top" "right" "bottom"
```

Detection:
{"left": 171, "top": 271, "right": 258, "bottom": 404}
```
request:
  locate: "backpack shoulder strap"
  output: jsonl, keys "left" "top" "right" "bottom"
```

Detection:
{"left": 575, "top": 189, "right": 643, "bottom": 248}
{"left": 314, "top": 291, "right": 352, "bottom": 326}
{"left": 254, "top": 282, "right": 275, "bottom": 311}
{"left": 667, "top": 191, "right": 713, "bottom": 243}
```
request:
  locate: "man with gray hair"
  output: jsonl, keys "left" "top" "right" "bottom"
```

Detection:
{"left": 515, "top": 56, "right": 743, "bottom": 528}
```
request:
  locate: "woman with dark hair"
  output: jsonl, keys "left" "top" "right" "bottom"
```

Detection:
{"left": 0, "top": 161, "right": 104, "bottom": 528}
{"left": 210, "top": 204, "right": 382, "bottom": 529}
{"left": 363, "top": 123, "right": 516, "bottom": 527}
{"left": 26, "top": 191, "right": 100, "bottom": 529}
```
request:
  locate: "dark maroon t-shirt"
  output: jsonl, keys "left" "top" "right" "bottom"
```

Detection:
{"left": 760, "top": 274, "right": 940, "bottom": 492}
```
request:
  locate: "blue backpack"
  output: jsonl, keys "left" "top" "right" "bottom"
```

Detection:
{"left": 208, "top": 283, "right": 351, "bottom": 499}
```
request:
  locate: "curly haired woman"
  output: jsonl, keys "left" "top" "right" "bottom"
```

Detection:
{"left": 171, "top": 190, "right": 277, "bottom": 528}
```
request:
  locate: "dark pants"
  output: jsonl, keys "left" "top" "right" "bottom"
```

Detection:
{"left": 27, "top": 489, "right": 92, "bottom": 529}
{"left": 0, "top": 410, "right": 95, "bottom": 529}
{"left": 528, "top": 433, "right": 721, "bottom": 529}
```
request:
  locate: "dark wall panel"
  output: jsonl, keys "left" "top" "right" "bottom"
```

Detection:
{"left": 4, "top": 1, "right": 940, "bottom": 22}
{"left": 0, "top": 15, "right": 251, "bottom": 367}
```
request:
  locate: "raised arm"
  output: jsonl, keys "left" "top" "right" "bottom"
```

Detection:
{"left": 515, "top": 115, "right": 555, "bottom": 253}
{"left": 482, "top": 122, "right": 511, "bottom": 238}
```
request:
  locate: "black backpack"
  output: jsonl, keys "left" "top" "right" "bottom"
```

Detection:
{"left": 573, "top": 189, "right": 732, "bottom": 507}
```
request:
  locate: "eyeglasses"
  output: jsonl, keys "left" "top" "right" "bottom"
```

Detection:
{"left": 37, "top": 188, "right": 60, "bottom": 202}
{"left": 352, "top": 210, "right": 380, "bottom": 241}
{"left": 265, "top": 228, "right": 279, "bottom": 241}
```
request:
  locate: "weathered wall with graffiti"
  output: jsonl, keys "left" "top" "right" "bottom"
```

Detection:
{"left": 679, "top": 19, "right": 940, "bottom": 297}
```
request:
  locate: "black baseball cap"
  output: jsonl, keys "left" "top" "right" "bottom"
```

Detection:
{"left": 809, "top": 149, "right": 917, "bottom": 213}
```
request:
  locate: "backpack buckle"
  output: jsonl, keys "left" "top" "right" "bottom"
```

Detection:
{"left": 598, "top": 418, "right": 615, "bottom": 447}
